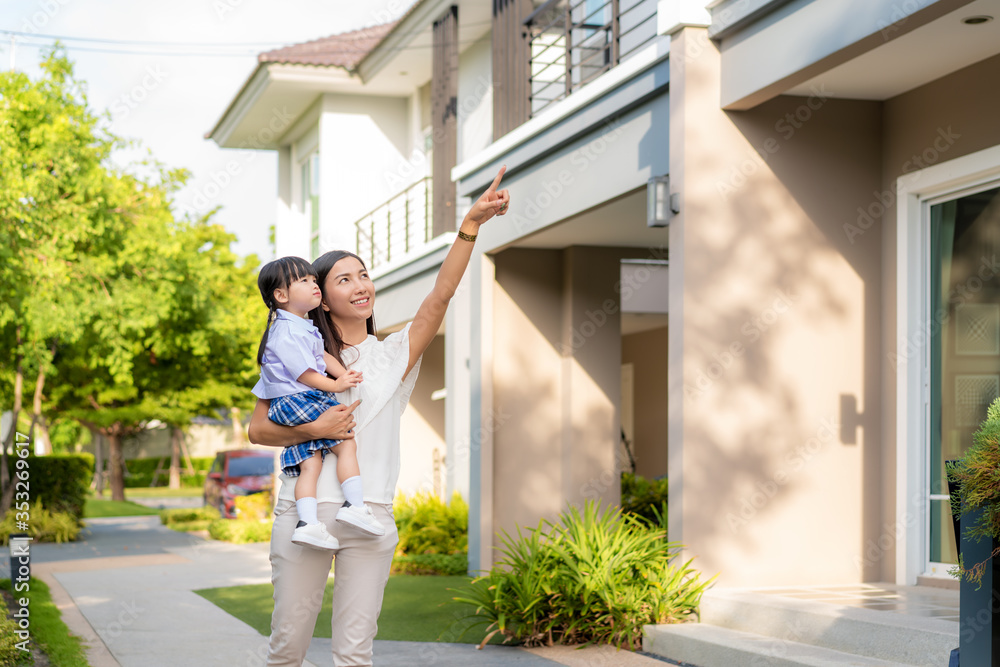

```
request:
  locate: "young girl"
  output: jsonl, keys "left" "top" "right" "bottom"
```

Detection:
{"left": 252, "top": 256, "right": 385, "bottom": 550}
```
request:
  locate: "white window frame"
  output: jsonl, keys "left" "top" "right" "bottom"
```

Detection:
{"left": 895, "top": 143, "right": 1000, "bottom": 585}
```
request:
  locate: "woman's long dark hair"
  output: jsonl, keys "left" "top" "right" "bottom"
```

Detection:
{"left": 310, "top": 251, "right": 377, "bottom": 368}
{"left": 256, "top": 256, "right": 317, "bottom": 366}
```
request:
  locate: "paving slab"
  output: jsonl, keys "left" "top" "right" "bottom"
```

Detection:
{"left": 32, "top": 516, "right": 667, "bottom": 666}
{"left": 304, "top": 639, "right": 565, "bottom": 666}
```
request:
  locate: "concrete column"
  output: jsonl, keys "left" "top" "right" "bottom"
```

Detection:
{"left": 445, "top": 270, "right": 472, "bottom": 501}
{"left": 560, "top": 246, "right": 623, "bottom": 511}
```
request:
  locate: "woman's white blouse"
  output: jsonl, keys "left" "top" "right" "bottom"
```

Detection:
{"left": 275, "top": 323, "right": 422, "bottom": 505}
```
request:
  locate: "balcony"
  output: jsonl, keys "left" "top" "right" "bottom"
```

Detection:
{"left": 354, "top": 176, "right": 433, "bottom": 273}
{"left": 525, "top": 0, "right": 658, "bottom": 117}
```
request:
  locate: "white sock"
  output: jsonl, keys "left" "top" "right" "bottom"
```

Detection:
{"left": 296, "top": 497, "right": 318, "bottom": 525}
{"left": 341, "top": 476, "right": 364, "bottom": 507}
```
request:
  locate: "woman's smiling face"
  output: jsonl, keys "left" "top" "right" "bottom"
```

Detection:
{"left": 321, "top": 256, "right": 374, "bottom": 324}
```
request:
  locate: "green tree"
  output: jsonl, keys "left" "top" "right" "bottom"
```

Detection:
{"left": 1, "top": 49, "right": 263, "bottom": 506}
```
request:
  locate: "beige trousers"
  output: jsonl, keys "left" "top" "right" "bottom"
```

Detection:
{"left": 266, "top": 499, "right": 398, "bottom": 667}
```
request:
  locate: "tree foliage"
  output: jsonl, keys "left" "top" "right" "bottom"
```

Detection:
{"left": 0, "top": 48, "right": 263, "bottom": 506}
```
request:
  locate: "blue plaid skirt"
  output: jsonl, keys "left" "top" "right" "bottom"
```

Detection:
{"left": 269, "top": 390, "right": 342, "bottom": 477}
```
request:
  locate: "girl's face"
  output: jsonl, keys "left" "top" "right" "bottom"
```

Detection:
{"left": 277, "top": 273, "right": 322, "bottom": 315}
{"left": 321, "top": 256, "right": 374, "bottom": 325}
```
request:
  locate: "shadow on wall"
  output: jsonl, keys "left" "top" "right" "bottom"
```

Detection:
{"left": 676, "top": 89, "right": 885, "bottom": 584}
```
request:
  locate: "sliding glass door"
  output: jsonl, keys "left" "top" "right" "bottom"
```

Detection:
{"left": 927, "top": 184, "right": 1000, "bottom": 573}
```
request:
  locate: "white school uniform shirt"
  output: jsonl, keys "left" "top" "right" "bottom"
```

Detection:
{"left": 252, "top": 310, "right": 328, "bottom": 400}
{"left": 275, "top": 323, "right": 422, "bottom": 505}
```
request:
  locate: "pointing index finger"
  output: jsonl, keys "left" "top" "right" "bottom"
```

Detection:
{"left": 488, "top": 165, "right": 506, "bottom": 193}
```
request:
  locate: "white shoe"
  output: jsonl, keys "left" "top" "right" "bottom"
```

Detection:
{"left": 291, "top": 521, "right": 340, "bottom": 551}
{"left": 336, "top": 503, "right": 386, "bottom": 537}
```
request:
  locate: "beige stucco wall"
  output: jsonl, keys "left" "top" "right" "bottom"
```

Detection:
{"left": 622, "top": 326, "right": 669, "bottom": 479}
{"left": 670, "top": 27, "right": 885, "bottom": 587}
{"left": 491, "top": 246, "right": 627, "bottom": 547}
{"left": 398, "top": 334, "right": 447, "bottom": 496}
{"left": 876, "top": 54, "right": 1000, "bottom": 578}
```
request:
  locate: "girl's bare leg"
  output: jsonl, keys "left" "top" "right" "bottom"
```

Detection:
{"left": 334, "top": 439, "right": 361, "bottom": 483}
{"left": 295, "top": 453, "right": 322, "bottom": 501}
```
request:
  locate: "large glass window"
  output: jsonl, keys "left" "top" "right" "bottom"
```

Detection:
{"left": 301, "top": 153, "right": 320, "bottom": 259}
{"left": 928, "top": 184, "right": 1000, "bottom": 567}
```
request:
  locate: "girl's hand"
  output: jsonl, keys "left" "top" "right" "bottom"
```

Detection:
{"left": 330, "top": 369, "right": 363, "bottom": 393}
{"left": 465, "top": 166, "right": 510, "bottom": 226}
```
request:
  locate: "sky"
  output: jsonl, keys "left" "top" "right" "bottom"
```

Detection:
{"left": 3, "top": 0, "right": 417, "bottom": 263}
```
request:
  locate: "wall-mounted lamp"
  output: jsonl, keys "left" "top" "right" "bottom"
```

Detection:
{"left": 647, "top": 175, "right": 678, "bottom": 227}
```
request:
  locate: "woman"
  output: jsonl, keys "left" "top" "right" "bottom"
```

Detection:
{"left": 248, "top": 167, "right": 510, "bottom": 666}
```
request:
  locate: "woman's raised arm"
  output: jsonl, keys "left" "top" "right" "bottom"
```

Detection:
{"left": 247, "top": 398, "right": 360, "bottom": 446}
{"left": 406, "top": 166, "right": 510, "bottom": 376}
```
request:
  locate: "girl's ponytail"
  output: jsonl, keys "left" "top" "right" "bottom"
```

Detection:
{"left": 256, "top": 304, "right": 277, "bottom": 366}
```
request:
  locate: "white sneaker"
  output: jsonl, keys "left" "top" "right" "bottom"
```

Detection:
{"left": 336, "top": 503, "right": 386, "bottom": 537}
{"left": 291, "top": 521, "right": 340, "bottom": 551}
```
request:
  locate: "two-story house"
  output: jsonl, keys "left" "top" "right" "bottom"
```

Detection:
{"left": 212, "top": 0, "right": 1000, "bottom": 661}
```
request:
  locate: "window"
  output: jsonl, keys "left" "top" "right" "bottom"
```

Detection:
{"left": 301, "top": 153, "right": 320, "bottom": 259}
{"left": 927, "top": 184, "right": 1000, "bottom": 568}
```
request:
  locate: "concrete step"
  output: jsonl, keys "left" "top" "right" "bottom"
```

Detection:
{"left": 695, "top": 590, "right": 956, "bottom": 666}
{"left": 643, "top": 623, "right": 911, "bottom": 667}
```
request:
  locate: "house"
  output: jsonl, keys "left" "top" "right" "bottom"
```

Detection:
{"left": 211, "top": 0, "right": 1000, "bottom": 660}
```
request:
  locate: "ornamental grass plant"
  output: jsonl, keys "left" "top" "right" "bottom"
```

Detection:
{"left": 947, "top": 396, "right": 1000, "bottom": 585}
{"left": 0, "top": 501, "right": 81, "bottom": 546}
{"left": 452, "top": 501, "right": 715, "bottom": 649}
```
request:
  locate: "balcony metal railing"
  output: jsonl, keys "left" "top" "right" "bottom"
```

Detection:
{"left": 354, "top": 176, "right": 432, "bottom": 272}
{"left": 525, "top": 0, "right": 658, "bottom": 117}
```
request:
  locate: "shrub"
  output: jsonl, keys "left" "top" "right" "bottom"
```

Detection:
{"left": 0, "top": 501, "right": 82, "bottom": 545}
{"left": 620, "top": 472, "right": 668, "bottom": 528}
{"left": 392, "top": 553, "right": 468, "bottom": 576}
{"left": 166, "top": 520, "right": 214, "bottom": 532}
{"left": 948, "top": 397, "right": 1000, "bottom": 585}
{"left": 452, "top": 501, "right": 715, "bottom": 650}
{"left": 394, "top": 491, "right": 467, "bottom": 557}
{"left": 122, "top": 456, "right": 213, "bottom": 488}
{"left": 234, "top": 489, "right": 272, "bottom": 521}
{"left": 208, "top": 518, "right": 272, "bottom": 543}
{"left": 0, "top": 584, "right": 32, "bottom": 666}
{"left": 4, "top": 454, "right": 92, "bottom": 522}
{"left": 160, "top": 506, "right": 220, "bottom": 526}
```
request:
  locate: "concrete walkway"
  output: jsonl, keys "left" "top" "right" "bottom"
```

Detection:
{"left": 31, "top": 516, "right": 670, "bottom": 667}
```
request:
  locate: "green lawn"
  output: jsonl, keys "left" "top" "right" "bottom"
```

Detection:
{"left": 196, "top": 575, "right": 497, "bottom": 644}
{"left": 90, "top": 487, "right": 203, "bottom": 498}
{"left": 84, "top": 498, "right": 161, "bottom": 518}
{"left": 0, "top": 578, "right": 89, "bottom": 667}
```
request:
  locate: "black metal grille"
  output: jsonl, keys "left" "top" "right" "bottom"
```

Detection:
{"left": 525, "top": 0, "right": 657, "bottom": 117}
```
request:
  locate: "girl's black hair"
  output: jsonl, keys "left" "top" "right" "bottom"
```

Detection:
{"left": 256, "top": 256, "right": 318, "bottom": 366}
{"left": 310, "top": 250, "right": 377, "bottom": 368}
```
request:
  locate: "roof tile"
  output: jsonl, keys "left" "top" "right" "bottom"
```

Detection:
{"left": 258, "top": 22, "right": 397, "bottom": 70}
